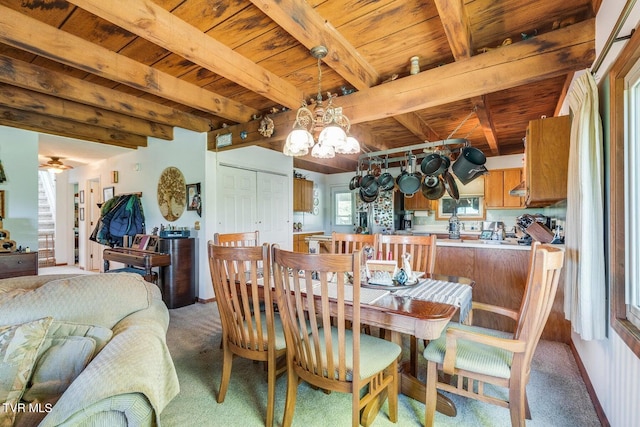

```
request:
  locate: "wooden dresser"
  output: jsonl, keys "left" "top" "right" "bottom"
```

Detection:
{"left": 0, "top": 252, "right": 38, "bottom": 279}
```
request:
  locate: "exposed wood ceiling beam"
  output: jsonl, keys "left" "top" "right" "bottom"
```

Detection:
{"left": 0, "top": 55, "right": 211, "bottom": 133}
{"left": 0, "top": 5, "right": 259, "bottom": 123}
{"left": 0, "top": 106, "right": 147, "bottom": 149}
{"left": 434, "top": 0, "right": 499, "bottom": 154}
{"left": 67, "top": 0, "right": 304, "bottom": 110}
{"left": 0, "top": 83, "right": 173, "bottom": 140}
{"left": 249, "top": 0, "right": 439, "bottom": 148}
{"left": 209, "top": 19, "right": 595, "bottom": 153}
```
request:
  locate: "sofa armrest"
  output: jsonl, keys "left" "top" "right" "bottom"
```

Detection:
{"left": 45, "top": 393, "right": 155, "bottom": 427}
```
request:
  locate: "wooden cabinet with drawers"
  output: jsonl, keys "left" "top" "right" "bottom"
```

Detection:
{"left": 0, "top": 252, "right": 38, "bottom": 279}
{"left": 404, "top": 192, "right": 433, "bottom": 211}
{"left": 484, "top": 168, "right": 524, "bottom": 208}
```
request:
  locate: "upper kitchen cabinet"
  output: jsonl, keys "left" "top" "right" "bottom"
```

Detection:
{"left": 404, "top": 192, "right": 433, "bottom": 211}
{"left": 485, "top": 168, "right": 524, "bottom": 208}
{"left": 293, "top": 178, "right": 314, "bottom": 212}
{"left": 524, "top": 116, "right": 571, "bottom": 207}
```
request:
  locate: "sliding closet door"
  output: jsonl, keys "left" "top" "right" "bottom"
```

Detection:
{"left": 256, "top": 171, "right": 289, "bottom": 248}
{"left": 217, "top": 166, "right": 257, "bottom": 234}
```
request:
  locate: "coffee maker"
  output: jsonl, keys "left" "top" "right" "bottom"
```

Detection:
{"left": 403, "top": 212, "right": 413, "bottom": 231}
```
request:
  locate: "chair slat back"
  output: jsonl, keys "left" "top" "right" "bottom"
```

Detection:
{"left": 213, "top": 231, "right": 260, "bottom": 247}
{"left": 208, "top": 242, "right": 274, "bottom": 353}
{"left": 377, "top": 234, "right": 437, "bottom": 274}
{"left": 330, "top": 232, "right": 376, "bottom": 255}
{"left": 514, "top": 242, "right": 565, "bottom": 366}
{"left": 272, "top": 247, "right": 361, "bottom": 386}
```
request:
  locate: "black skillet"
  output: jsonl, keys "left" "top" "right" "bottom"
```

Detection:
{"left": 442, "top": 169, "right": 459, "bottom": 201}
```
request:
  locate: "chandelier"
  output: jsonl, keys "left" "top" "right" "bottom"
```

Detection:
{"left": 283, "top": 46, "right": 360, "bottom": 158}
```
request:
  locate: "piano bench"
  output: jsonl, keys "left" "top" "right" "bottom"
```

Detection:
{"left": 108, "top": 267, "right": 158, "bottom": 285}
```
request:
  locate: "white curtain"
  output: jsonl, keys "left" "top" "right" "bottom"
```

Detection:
{"left": 564, "top": 70, "right": 606, "bottom": 340}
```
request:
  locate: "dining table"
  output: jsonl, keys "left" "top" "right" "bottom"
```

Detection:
{"left": 255, "top": 271, "right": 474, "bottom": 426}
{"left": 339, "top": 273, "right": 473, "bottom": 426}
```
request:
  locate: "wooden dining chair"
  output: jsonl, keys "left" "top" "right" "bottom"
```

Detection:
{"left": 377, "top": 234, "right": 438, "bottom": 366}
{"left": 208, "top": 242, "right": 285, "bottom": 427}
{"left": 377, "top": 234, "right": 437, "bottom": 274}
{"left": 271, "top": 246, "right": 401, "bottom": 427}
{"left": 422, "top": 243, "right": 565, "bottom": 427}
{"left": 213, "top": 230, "right": 260, "bottom": 247}
{"left": 330, "top": 232, "right": 377, "bottom": 254}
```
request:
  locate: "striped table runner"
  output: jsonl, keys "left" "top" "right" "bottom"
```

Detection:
{"left": 393, "top": 278, "right": 472, "bottom": 322}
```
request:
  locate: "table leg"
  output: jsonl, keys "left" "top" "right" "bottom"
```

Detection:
{"left": 399, "top": 361, "right": 457, "bottom": 417}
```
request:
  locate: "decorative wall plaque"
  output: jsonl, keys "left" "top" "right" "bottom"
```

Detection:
{"left": 157, "top": 167, "right": 186, "bottom": 221}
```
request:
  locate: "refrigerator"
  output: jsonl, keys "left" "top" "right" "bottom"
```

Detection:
{"left": 356, "top": 189, "right": 395, "bottom": 234}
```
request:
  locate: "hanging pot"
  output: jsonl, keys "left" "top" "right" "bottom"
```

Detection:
{"left": 378, "top": 157, "right": 395, "bottom": 192}
{"left": 452, "top": 146, "right": 488, "bottom": 185}
{"left": 349, "top": 164, "right": 362, "bottom": 190}
{"left": 359, "top": 186, "right": 377, "bottom": 203}
{"left": 421, "top": 153, "right": 450, "bottom": 176}
{"left": 421, "top": 176, "right": 446, "bottom": 200}
{"left": 397, "top": 155, "right": 422, "bottom": 196}
{"left": 359, "top": 169, "right": 378, "bottom": 194}
{"left": 443, "top": 169, "right": 460, "bottom": 201}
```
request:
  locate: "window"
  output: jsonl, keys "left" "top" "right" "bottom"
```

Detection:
{"left": 435, "top": 196, "right": 485, "bottom": 220}
{"left": 624, "top": 60, "right": 640, "bottom": 330}
{"left": 334, "top": 191, "right": 354, "bottom": 226}
{"left": 611, "top": 29, "right": 640, "bottom": 357}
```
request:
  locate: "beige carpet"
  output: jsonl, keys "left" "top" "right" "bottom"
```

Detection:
{"left": 160, "top": 302, "right": 601, "bottom": 427}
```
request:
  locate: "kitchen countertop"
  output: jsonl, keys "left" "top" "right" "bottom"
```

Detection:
{"left": 293, "top": 230, "right": 325, "bottom": 235}
{"left": 305, "top": 233, "right": 533, "bottom": 250}
{"left": 437, "top": 238, "right": 532, "bottom": 250}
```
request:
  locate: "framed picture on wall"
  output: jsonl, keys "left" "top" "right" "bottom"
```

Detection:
{"left": 103, "top": 186, "right": 114, "bottom": 202}
{"left": 186, "top": 183, "right": 201, "bottom": 217}
{"left": 79, "top": 208, "right": 85, "bottom": 221}
{"left": 79, "top": 190, "right": 84, "bottom": 204}
{"left": 0, "top": 190, "right": 5, "bottom": 218}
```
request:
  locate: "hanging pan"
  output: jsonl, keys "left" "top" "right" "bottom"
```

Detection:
{"left": 421, "top": 175, "right": 446, "bottom": 200}
{"left": 443, "top": 169, "right": 459, "bottom": 201}
{"left": 378, "top": 157, "right": 395, "bottom": 192}
{"left": 349, "top": 163, "right": 362, "bottom": 190}
{"left": 398, "top": 155, "right": 421, "bottom": 196}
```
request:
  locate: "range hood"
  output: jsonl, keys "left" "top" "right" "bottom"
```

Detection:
{"left": 509, "top": 181, "right": 526, "bottom": 197}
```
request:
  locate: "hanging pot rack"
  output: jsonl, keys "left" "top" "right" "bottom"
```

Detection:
{"left": 358, "top": 138, "right": 470, "bottom": 169}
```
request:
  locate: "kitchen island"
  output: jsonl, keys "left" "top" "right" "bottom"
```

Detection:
{"left": 434, "top": 240, "right": 569, "bottom": 343}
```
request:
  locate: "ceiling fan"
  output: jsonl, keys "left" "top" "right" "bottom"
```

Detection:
{"left": 39, "top": 156, "right": 73, "bottom": 174}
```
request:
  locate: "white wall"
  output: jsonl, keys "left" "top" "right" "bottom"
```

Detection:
{"left": 64, "top": 127, "right": 208, "bottom": 296}
{"left": 0, "top": 126, "right": 39, "bottom": 251}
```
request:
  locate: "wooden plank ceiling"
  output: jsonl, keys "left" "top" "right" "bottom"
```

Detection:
{"left": 0, "top": 0, "right": 598, "bottom": 174}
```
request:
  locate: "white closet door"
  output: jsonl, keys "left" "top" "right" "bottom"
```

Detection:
{"left": 256, "top": 172, "right": 290, "bottom": 249}
{"left": 217, "top": 166, "right": 257, "bottom": 234}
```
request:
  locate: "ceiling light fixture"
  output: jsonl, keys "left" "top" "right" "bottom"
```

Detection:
{"left": 39, "top": 156, "right": 73, "bottom": 174}
{"left": 283, "top": 46, "right": 360, "bottom": 158}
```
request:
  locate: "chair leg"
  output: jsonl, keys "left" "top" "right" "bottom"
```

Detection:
{"left": 509, "top": 381, "right": 527, "bottom": 427}
{"left": 424, "top": 361, "right": 438, "bottom": 426}
{"left": 217, "top": 343, "right": 233, "bottom": 403}
{"left": 388, "top": 363, "right": 399, "bottom": 423}
{"left": 281, "top": 370, "right": 299, "bottom": 427}
{"left": 524, "top": 392, "right": 531, "bottom": 420}
{"left": 266, "top": 355, "right": 276, "bottom": 427}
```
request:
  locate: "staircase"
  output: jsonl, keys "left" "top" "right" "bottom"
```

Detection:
{"left": 38, "top": 171, "right": 56, "bottom": 267}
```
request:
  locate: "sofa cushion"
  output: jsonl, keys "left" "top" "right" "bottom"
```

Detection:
{"left": 22, "top": 336, "right": 96, "bottom": 404}
{"left": 45, "top": 321, "right": 113, "bottom": 355}
{"left": 0, "top": 273, "right": 156, "bottom": 329}
{"left": 0, "top": 317, "right": 53, "bottom": 426}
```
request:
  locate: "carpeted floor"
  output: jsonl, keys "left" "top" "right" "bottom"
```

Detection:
{"left": 160, "top": 302, "right": 601, "bottom": 427}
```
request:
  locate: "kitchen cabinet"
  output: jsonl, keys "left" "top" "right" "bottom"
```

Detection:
{"left": 434, "top": 244, "right": 569, "bottom": 343}
{"left": 484, "top": 168, "right": 524, "bottom": 208}
{"left": 525, "top": 115, "right": 571, "bottom": 207}
{"left": 293, "top": 232, "right": 317, "bottom": 252}
{"left": 404, "top": 192, "right": 433, "bottom": 211}
{"left": 293, "top": 178, "right": 314, "bottom": 212}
